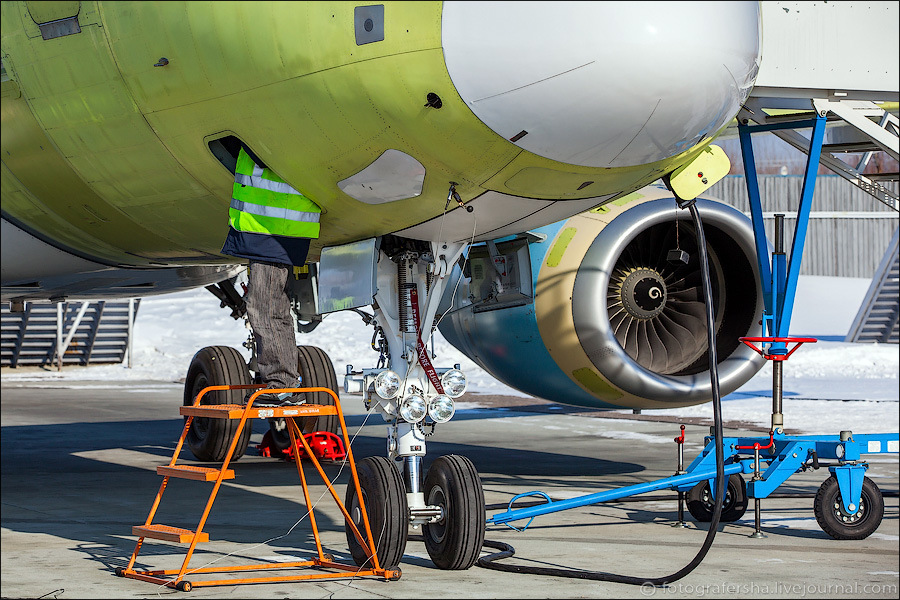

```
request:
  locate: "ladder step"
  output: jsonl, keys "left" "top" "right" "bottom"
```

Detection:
{"left": 866, "top": 172, "right": 899, "bottom": 182}
{"left": 181, "top": 404, "right": 338, "bottom": 419}
{"left": 132, "top": 524, "right": 209, "bottom": 543}
{"left": 157, "top": 465, "right": 234, "bottom": 481}
{"left": 823, "top": 141, "right": 885, "bottom": 154}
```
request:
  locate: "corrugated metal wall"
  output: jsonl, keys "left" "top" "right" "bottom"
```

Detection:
{"left": 707, "top": 175, "right": 899, "bottom": 278}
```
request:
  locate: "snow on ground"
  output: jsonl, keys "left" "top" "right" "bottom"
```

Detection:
{"left": 2, "top": 276, "right": 897, "bottom": 436}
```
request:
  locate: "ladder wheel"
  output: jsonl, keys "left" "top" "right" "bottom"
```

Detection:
{"left": 686, "top": 473, "right": 748, "bottom": 522}
{"left": 344, "top": 456, "right": 408, "bottom": 568}
{"left": 183, "top": 346, "right": 252, "bottom": 462}
{"left": 814, "top": 476, "right": 884, "bottom": 540}
{"left": 175, "top": 580, "right": 192, "bottom": 592}
{"left": 114, "top": 567, "right": 125, "bottom": 577}
{"left": 422, "top": 455, "right": 485, "bottom": 570}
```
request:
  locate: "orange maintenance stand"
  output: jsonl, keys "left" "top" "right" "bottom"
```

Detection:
{"left": 117, "top": 384, "right": 400, "bottom": 592}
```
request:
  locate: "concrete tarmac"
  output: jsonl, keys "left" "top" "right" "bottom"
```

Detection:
{"left": 1, "top": 376, "right": 897, "bottom": 599}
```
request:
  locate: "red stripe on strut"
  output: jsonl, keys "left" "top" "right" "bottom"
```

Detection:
{"left": 409, "top": 286, "right": 445, "bottom": 395}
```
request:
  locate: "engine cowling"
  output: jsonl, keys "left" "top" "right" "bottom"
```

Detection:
{"left": 438, "top": 185, "right": 765, "bottom": 410}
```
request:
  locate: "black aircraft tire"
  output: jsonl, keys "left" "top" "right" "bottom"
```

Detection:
{"left": 686, "top": 473, "right": 748, "bottom": 523}
{"left": 296, "top": 345, "right": 340, "bottom": 435}
{"left": 183, "top": 346, "right": 252, "bottom": 462}
{"left": 344, "top": 456, "right": 409, "bottom": 568}
{"left": 423, "top": 455, "right": 486, "bottom": 570}
{"left": 814, "top": 475, "right": 884, "bottom": 540}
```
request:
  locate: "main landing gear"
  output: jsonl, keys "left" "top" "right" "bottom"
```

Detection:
{"left": 183, "top": 344, "right": 342, "bottom": 461}
{"left": 183, "top": 345, "right": 252, "bottom": 462}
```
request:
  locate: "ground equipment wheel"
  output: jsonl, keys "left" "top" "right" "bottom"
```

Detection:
{"left": 183, "top": 346, "right": 252, "bottom": 462}
{"left": 344, "top": 456, "right": 409, "bottom": 568}
{"left": 266, "top": 345, "right": 341, "bottom": 448}
{"left": 422, "top": 454, "right": 485, "bottom": 570}
{"left": 686, "top": 473, "right": 748, "bottom": 522}
{"left": 813, "top": 475, "right": 884, "bottom": 540}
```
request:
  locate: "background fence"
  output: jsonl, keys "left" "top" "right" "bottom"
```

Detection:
{"left": 707, "top": 175, "right": 898, "bottom": 278}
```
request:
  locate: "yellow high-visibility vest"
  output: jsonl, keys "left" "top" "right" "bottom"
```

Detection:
{"left": 228, "top": 148, "right": 321, "bottom": 239}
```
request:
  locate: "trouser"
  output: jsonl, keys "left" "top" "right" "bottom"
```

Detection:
{"left": 245, "top": 261, "right": 300, "bottom": 390}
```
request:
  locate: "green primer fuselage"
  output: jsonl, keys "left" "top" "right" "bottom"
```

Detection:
{"left": 1, "top": 1, "right": 703, "bottom": 268}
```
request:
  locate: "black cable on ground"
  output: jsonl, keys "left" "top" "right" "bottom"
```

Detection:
{"left": 475, "top": 200, "right": 727, "bottom": 587}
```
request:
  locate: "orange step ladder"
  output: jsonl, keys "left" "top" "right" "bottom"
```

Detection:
{"left": 117, "top": 384, "right": 400, "bottom": 592}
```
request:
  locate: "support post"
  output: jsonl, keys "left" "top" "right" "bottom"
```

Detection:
{"left": 772, "top": 361, "right": 784, "bottom": 434}
{"left": 56, "top": 303, "right": 63, "bottom": 371}
{"left": 749, "top": 446, "right": 766, "bottom": 539}
{"left": 673, "top": 425, "right": 688, "bottom": 528}
{"left": 127, "top": 298, "right": 135, "bottom": 368}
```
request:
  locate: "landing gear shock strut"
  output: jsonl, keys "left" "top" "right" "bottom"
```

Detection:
{"left": 342, "top": 235, "right": 485, "bottom": 570}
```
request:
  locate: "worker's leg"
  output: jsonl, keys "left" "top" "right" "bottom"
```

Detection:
{"left": 245, "top": 261, "right": 300, "bottom": 391}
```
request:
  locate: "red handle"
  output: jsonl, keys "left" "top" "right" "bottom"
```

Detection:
{"left": 739, "top": 336, "right": 817, "bottom": 361}
{"left": 736, "top": 430, "right": 775, "bottom": 451}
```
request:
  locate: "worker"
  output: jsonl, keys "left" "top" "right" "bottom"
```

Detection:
{"left": 220, "top": 147, "right": 321, "bottom": 407}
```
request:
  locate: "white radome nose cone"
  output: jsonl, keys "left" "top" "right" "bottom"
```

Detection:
{"left": 442, "top": 1, "right": 761, "bottom": 168}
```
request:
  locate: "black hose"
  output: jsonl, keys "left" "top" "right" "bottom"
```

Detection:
{"left": 476, "top": 200, "right": 727, "bottom": 587}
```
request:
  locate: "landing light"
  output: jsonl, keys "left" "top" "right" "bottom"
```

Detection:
{"left": 374, "top": 370, "right": 401, "bottom": 399}
{"left": 399, "top": 394, "right": 427, "bottom": 423}
{"left": 441, "top": 369, "right": 468, "bottom": 398}
{"left": 429, "top": 394, "right": 456, "bottom": 423}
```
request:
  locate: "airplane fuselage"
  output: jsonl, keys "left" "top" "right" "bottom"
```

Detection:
{"left": 1, "top": 1, "right": 761, "bottom": 300}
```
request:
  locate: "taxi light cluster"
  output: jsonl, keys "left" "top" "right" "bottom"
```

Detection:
{"left": 373, "top": 369, "right": 467, "bottom": 424}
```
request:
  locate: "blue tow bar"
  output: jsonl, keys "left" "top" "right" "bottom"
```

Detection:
{"left": 487, "top": 462, "right": 744, "bottom": 529}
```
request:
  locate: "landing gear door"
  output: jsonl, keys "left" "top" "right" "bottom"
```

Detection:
{"left": 466, "top": 237, "right": 533, "bottom": 313}
{"left": 317, "top": 237, "right": 378, "bottom": 313}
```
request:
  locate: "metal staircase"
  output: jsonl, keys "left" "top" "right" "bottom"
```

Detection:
{"left": 846, "top": 227, "right": 900, "bottom": 343}
{"left": 738, "top": 99, "right": 899, "bottom": 212}
{"left": 1, "top": 299, "right": 139, "bottom": 368}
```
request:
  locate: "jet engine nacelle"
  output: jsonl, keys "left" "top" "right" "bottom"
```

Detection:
{"left": 438, "top": 185, "right": 766, "bottom": 410}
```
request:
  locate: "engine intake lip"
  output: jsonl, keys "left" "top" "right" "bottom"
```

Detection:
{"left": 572, "top": 197, "right": 765, "bottom": 405}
